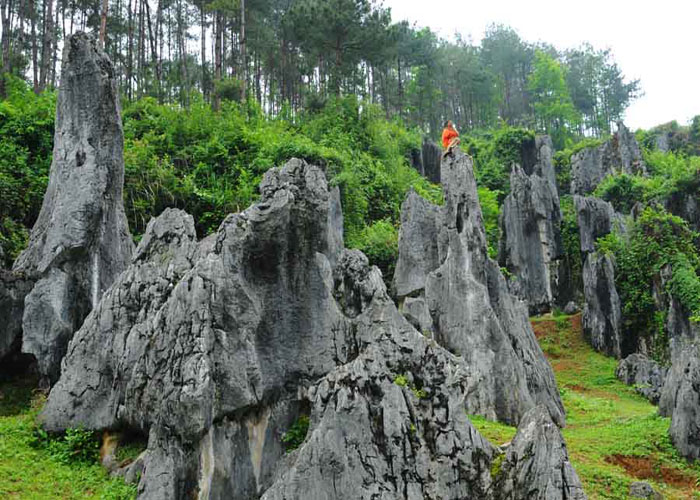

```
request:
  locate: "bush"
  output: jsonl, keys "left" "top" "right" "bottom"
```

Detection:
{"left": 33, "top": 425, "right": 101, "bottom": 464}
{"left": 281, "top": 415, "right": 310, "bottom": 452}
{"left": 597, "top": 206, "right": 700, "bottom": 361}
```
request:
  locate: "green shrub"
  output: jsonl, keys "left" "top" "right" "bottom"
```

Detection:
{"left": 33, "top": 425, "right": 100, "bottom": 464}
{"left": 281, "top": 415, "right": 310, "bottom": 452}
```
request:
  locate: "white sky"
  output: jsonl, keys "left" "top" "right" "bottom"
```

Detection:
{"left": 383, "top": 0, "right": 700, "bottom": 130}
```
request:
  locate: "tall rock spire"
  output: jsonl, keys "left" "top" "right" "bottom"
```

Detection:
{"left": 13, "top": 32, "right": 133, "bottom": 384}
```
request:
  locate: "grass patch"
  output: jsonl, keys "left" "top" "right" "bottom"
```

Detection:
{"left": 535, "top": 314, "right": 700, "bottom": 499}
{"left": 0, "top": 376, "right": 137, "bottom": 499}
{"left": 468, "top": 414, "right": 517, "bottom": 446}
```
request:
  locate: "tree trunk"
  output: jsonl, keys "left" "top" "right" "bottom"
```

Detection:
{"left": 239, "top": 0, "right": 245, "bottom": 103}
{"left": 212, "top": 10, "right": 221, "bottom": 111}
{"left": 39, "top": 0, "right": 53, "bottom": 91}
{"left": 98, "top": 0, "right": 107, "bottom": 47}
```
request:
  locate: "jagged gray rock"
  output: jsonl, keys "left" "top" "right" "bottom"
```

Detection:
{"left": 394, "top": 189, "right": 440, "bottom": 299}
{"left": 659, "top": 343, "right": 700, "bottom": 460}
{"left": 494, "top": 406, "right": 587, "bottom": 500}
{"left": 615, "top": 354, "right": 667, "bottom": 404}
{"left": 574, "top": 195, "right": 625, "bottom": 358}
{"left": 12, "top": 32, "right": 133, "bottom": 384}
{"left": 570, "top": 122, "right": 646, "bottom": 195}
{"left": 0, "top": 271, "right": 33, "bottom": 366}
{"left": 44, "top": 159, "right": 583, "bottom": 499}
{"left": 581, "top": 252, "right": 622, "bottom": 358}
{"left": 629, "top": 481, "right": 663, "bottom": 499}
{"left": 573, "top": 196, "right": 625, "bottom": 254}
{"left": 395, "top": 149, "right": 565, "bottom": 427}
{"left": 499, "top": 136, "right": 564, "bottom": 314}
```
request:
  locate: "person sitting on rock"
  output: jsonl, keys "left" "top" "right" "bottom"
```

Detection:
{"left": 441, "top": 120, "right": 460, "bottom": 157}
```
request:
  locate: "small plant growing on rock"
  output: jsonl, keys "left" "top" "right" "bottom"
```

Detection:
{"left": 282, "top": 415, "right": 310, "bottom": 452}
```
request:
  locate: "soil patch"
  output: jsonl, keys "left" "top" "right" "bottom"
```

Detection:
{"left": 605, "top": 454, "right": 697, "bottom": 489}
{"left": 532, "top": 319, "right": 557, "bottom": 339}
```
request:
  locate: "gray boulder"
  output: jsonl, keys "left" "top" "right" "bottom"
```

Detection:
{"left": 563, "top": 301, "right": 579, "bottom": 315}
{"left": 12, "top": 32, "right": 133, "bottom": 384}
{"left": 581, "top": 252, "right": 622, "bottom": 358}
{"left": 615, "top": 354, "right": 668, "bottom": 404}
{"left": 494, "top": 406, "right": 587, "bottom": 500}
{"left": 0, "top": 271, "right": 34, "bottom": 366}
{"left": 629, "top": 481, "right": 663, "bottom": 499}
{"left": 43, "top": 159, "right": 584, "bottom": 499}
{"left": 499, "top": 136, "right": 564, "bottom": 314}
{"left": 659, "top": 344, "right": 700, "bottom": 460}
{"left": 570, "top": 122, "right": 646, "bottom": 195}
{"left": 395, "top": 149, "right": 565, "bottom": 427}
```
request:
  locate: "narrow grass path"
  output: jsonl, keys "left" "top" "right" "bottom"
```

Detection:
{"left": 0, "top": 375, "right": 136, "bottom": 499}
{"left": 473, "top": 313, "right": 700, "bottom": 499}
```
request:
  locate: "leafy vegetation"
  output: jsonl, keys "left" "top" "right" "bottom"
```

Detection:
{"left": 0, "top": 376, "right": 137, "bottom": 499}
{"left": 281, "top": 415, "right": 310, "bottom": 453}
{"left": 596, "top": 207, "right": 700, "bottom": 362}
{"left": 472, "top": 314, "right": 700, "bottom": 499}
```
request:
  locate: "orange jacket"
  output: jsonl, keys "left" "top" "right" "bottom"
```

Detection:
{"left": 442, "top": 127, "right": 459, "bottom": 148}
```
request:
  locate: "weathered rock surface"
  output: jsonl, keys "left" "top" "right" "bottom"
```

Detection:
{"left": 410, "top": 138, "right": 442, "bottom": 184}
{"left": 0, "top": 271, "right": 34, "bottom": 366}
{"left": 494, "top": 406, "right": 587, "bottom": 500}
{"left": 629, "top": 481, "right": 663, "bottom": 499}
{"left": 395, "top": 149, "right": 565, "bottom": 427}
{"left": 570, "top": 122, "right": 646, "bottom": 195}
{"left": 12, "top": 32, "right": 132, "bottom": 384}
{"left": 499, "top": 136, "right": 564, "bottom": 314}
{"left": 573, "top": 196, "right": 625, "bottom": 255}
{"left": 659, "top": 343, "right": 700, "bottom": 460}
{"left": 44, "top": 159, "right": 583, "bottom": 499}
{"left": 615, "top": 354, "right": 667, "bottom": 404}
{"left": 574, "top": 195, "right": 625, "bottom": 358}
{"left": 581, "top": 252, "right": 622, "bottom": 358}
{"left": 393, "top": 189, "right": 440, "bottom": 299}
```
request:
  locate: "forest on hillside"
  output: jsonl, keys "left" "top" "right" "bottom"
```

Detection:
{"left": 0, "top": 0, "right": 643, "bottom": 142}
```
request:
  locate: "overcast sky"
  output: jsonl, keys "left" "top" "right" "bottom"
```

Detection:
{"left": 384, "top": 0, "right": 699, "bottom": 130}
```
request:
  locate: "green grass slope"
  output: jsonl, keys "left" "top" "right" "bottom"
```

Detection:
{"left": 474, "top": 314, "right": 700, "bottom": 499}
{"left": 0, "top": 376, "right": 136, "bottom": 500}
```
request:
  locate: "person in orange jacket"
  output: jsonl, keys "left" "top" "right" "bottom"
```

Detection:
{"left": 441, "top": 120, "right": 460, "bottom": 157}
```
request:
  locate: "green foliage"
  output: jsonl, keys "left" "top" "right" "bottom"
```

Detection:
{"left": 115, "top": 436, "right": 147, "bottom": 465}
{"left": 281, "top": 415, "right": 310, "bottom": 452}
{"left": 528, "top": 50, "right": 581, "bottom": 148}
{"left": 478, "top": 186, "right": 501, "bottom": 258}
{"left": 490, "top": 452, "right": 506, "bottom": 478}
{"left": 534, "top": 315, "right": 700, "bottom": 498}
{"left": 596, "top": 206, "right": 700, "bottom": 362}
{"left": 0, "top": 377, "right": 136, "bottom": 499}
{"left": 594, "top": 173, "right": 646, "bottom": 213}
{"left": 466, "top": 126, "right": 535, "bottom": 197}
{"left": 393, "top": 374, "right": 408, "bottom": 387}
{"left": 560, "top": 195, "right": 582, "bottom": 292}
{"left": 0, "top": 77, "right": 55, "bottom": 266}
{"left": 349, "top": 219, "right": 398, "bottom": 289}
{"left": 33, "top": 425, "right": 100, "bottom": 464}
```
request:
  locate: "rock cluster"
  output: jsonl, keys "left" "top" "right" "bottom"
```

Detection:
{"left": 43, "top": 158, "right": 584, "bottom": 499}
{"left": 659, "top": 344, "right": 700, "bottom": 460}
{"left": 574, "top": 196, "right": 625, "bottom": 358}
{"left": 570, "top": 122, "right": 646, "bottom": 195}
{"left": 394, "top": 149, "right": 565, "bottom": 427}
{"left": 498, "top": 136, "right": 565, "bottom": 314}
{"left": 615, "top": 354, "right": 667, "bottom": 404}
{"left": 12, "top": 32, "right": 133, "bottom": 384}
